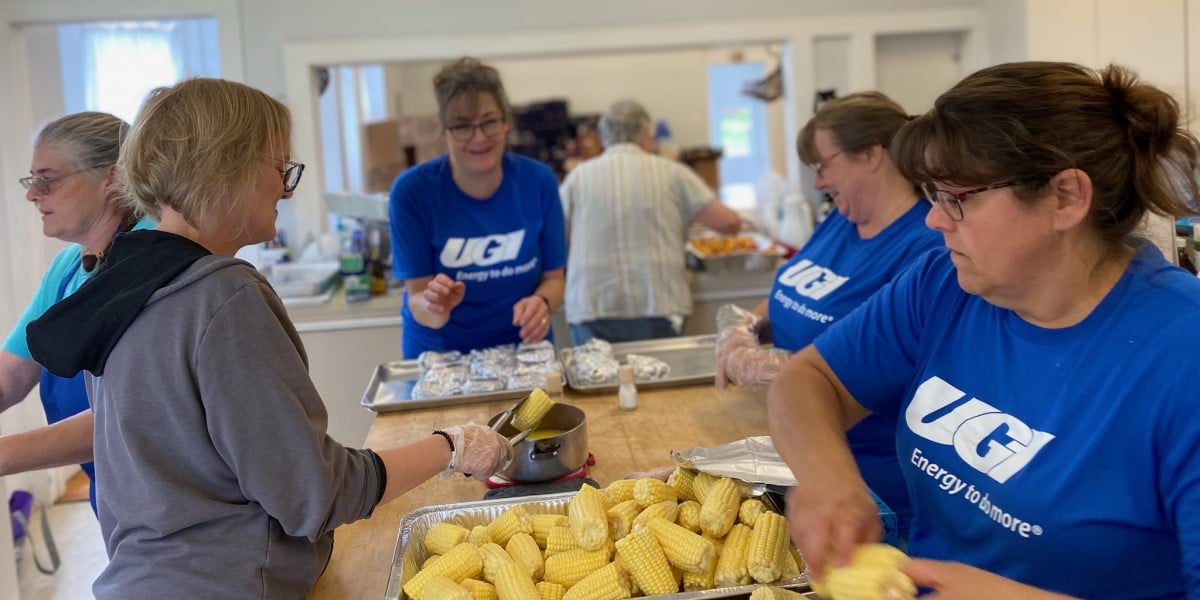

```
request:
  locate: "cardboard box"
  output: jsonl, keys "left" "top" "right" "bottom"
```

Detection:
{"left": 362, "top": 119, "right": 409, "bottom": 193}
{"left": 396, "top": 114, "right": 443, "bottom": 144}
{"left": 688, "top": 156, "right": 720, "bottom": 191}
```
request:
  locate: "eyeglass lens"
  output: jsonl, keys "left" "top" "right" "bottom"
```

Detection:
{"left": 448, "top": 118, "right": 503, "bottom": 141}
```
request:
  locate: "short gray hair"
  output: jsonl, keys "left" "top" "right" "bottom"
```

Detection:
{"left": 599, "top": 99, "right": 651, "bottom": 146}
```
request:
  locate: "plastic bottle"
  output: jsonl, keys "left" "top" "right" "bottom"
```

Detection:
{"left": 777, "top": 192, "right": 814, "bottom": 248}
{"left": 617, "top": 364, "right": 638, "bottom": 411}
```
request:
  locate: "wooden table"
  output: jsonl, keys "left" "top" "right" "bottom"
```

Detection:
{"left": 307, "top": 384, "right": 768, "bottom": 599}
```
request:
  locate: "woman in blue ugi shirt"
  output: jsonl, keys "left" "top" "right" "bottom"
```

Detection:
{"left": 769, "top": 61, "right": 1200, "bottom": 598}
{"left": 390, "top": 57, "right": 566, "bottom": 358}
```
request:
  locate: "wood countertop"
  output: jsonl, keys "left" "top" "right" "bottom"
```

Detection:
{"left": 307, "top": 384, "right": 768, "bottom": 599}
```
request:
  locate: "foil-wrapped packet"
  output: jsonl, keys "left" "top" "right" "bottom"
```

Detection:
{"left": 670, "top": 435, "right": 795, "bottom": 487}
{"left": 412, "top": 364, "right": 468, "bottom": 400}
{"left": 566, "top": 339, "right": 620, "bottom": 385}
{"left": 626, "top": 353, "right": 671, "bottom": 381}
{"left": 417, "top": 350, "right": 463, "bottom": 370}
{"left": 516, "top": 340, "right": 556, "bottom": 364}
{"left": 462, "top": 378, "right": 506, "bottom": 393}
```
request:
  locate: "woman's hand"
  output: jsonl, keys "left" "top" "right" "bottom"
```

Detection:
{"left": 786, "top": 479, "right": 881, "bottom": 579}
{"left": 442, "top": 423, "right": 514, "bottom": 481}
{"left": 422, "top": 273, "right": 466, "bottom": 316}
{"left": 903, "top": 559, "right": 1081, "bottom": 600}
{"left": 512, "top": 295, "right": 552, "bottom": 342}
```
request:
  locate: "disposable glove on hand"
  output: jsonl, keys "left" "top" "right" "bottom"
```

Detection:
{"left": 715, "top": 303, "right": 763, "bottom": 389}
{"left": 721, "top": 346, "right": 791, "bottom": 390}
{"left": 442, "top": 423, "right": 514, "bottom": 481}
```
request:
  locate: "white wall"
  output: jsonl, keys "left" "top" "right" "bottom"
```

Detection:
{"left": 876, "top": 31, "right": 966, "bottom": 113}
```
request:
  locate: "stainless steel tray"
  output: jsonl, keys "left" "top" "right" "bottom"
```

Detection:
{"left": 385, "top": 492, "right": 812, "bottom": 600}
{"left": 562, "top": 334, "right": 717, "bottom": 393}
{"left": 360, "top": 361, "right": 531, "bottom": 412}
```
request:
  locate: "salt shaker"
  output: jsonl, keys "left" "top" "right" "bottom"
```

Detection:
{"left": 543, "top": 371, "right": 563, "bottom": 400}
{"left": 617, "top": 364, "right": 638, "bottom": 410}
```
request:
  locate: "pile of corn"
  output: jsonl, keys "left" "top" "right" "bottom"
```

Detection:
{"left": 401, "top": 468, "right": 808, "bottom": 600}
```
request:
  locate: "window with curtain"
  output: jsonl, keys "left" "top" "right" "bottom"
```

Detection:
{"left": 58, "top": 19, "right": 220, "bottom": 123}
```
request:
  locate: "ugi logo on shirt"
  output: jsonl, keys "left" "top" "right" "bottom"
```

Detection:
{"left": 906, "top": 376, "right": 1055, "bottom": 483}
{"left": 777, "top": 259, "right": 849, "bottom": 300}
{"left": 441, "top": 230, "right": 526, "bottom": 268}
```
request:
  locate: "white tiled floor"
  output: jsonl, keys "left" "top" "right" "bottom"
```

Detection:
{"left": 16, "top": 501, "right": 105, "bottom": 600}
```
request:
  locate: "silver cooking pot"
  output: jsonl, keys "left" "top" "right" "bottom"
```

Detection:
{"left": 488, "top": 402, "right": 588, "bottom": 483}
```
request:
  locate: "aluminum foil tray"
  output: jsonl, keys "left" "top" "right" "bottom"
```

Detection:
{"left": 360, "top": 361, "right": 530, "bottom": 412}
{"left": 561, "top": 335, "right": 718, "bottom": 393}
{"left": 385, "top": 492, "right": 812, "bottom": 599}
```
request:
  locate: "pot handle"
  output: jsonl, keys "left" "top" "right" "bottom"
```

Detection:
{"left": 530, "top": 440, "right": 561, "bottom": 460}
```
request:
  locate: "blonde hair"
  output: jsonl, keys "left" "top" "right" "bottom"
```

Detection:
{"left": 433, "top": 57, "right": 512, "bottom": 126}
{"left": 119, "top": 78, "right": 291, "bottom": 231}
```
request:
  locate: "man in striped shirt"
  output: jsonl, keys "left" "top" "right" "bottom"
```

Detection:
{"left": 560, "top": 99, "right": 741, "bottom": 344}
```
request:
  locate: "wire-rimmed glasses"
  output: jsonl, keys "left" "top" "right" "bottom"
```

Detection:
{"left": 263, "top": 156, "right": 305, "bottom": 192}
{"left": 18, "top": 168, "right": 94, "bottom": 195}
{"left": 921, "top": 176, "right": 1045, "bottom": 222}
{"left": 807, "top": 150, "right": 845, "bottom": 176}
{"left": 446, "top": 117, "right": 506, "bottom": 142}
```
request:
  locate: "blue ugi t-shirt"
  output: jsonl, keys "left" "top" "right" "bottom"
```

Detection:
{"left": 768, "top": 201, "right": 941, "bottom": 532}
{"left": 389, "top": 153, "right": 567, "bottom": 358}
{"left": 815, "top": 243, "right": 1200, "bottom": 599}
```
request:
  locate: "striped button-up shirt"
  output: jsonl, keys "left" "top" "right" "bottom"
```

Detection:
{"left": 559, "top": 143, "right": 714, "bottom": 324}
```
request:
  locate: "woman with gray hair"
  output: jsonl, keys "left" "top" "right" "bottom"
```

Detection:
{"left": 560, "top": 98, "right": 741, "bottom": 343}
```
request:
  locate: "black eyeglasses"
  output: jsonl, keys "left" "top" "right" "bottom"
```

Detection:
{"left": 263, "top": 156, "right": 305, "bottom": 192}
{"left": 807, "top": 150, "right": 845, "bottom": 176}
{"left": 446, "top": 117, "right": 505, "bottom": 142}
{"left": 18, "top": 168, "right": 96, "bottom": 195}
{"left": 922, "top": 176, "right": 1045, "bottom": 222}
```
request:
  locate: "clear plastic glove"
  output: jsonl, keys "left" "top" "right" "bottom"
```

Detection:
{"left": 721, "top": 346, "right": 791, "bottom": 390}
{"left": 442, "top": 423, "right": 514, "bottom": 481}
{"left": 715, "top": 303, "right": 764, "bottom": 389}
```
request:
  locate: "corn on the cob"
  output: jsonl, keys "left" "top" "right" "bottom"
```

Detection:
{"left": 535, "top": 581, "right": 566, "bottom": 600}
{"left": 738, "top": 498, "right": 768, "bottom": 527}
{"left": 403, "top": 542, "right": 483, "bottom": 598}
{"left": 425, "top": 522, "right": 472, "bottom": 555}
{"left": 691, "top": 471, "right": 719, "bottom": 503}
{"left": 632, "top": 500, "right": 679, "bottom": 531}
{"left": 561, "top": 562, "right": 631, "bottom": 600}
{"left": 747, "top": 511, "right": 790, "bottom": 583}
{"left": 478, "top": 542, "right": 516, "bottom": 583}
{"left": 713, "top": 523, "right": 753, "bottom": 587}
{"left": 493, "top": 561, "right": 540, "bottom": 600}
{"left": 542, "top": 548, "right": 611, "bottom": 588}
{"left": 460, "top": 578, "right": 499, "bottom": 600}
{"left": 676, "top": 500, "right": 702, "bottom": 533}
{"left": 666, "top": 466, "right": 697, "bottom": 501}
{"left": 568, "top": 484, "right": 610, "bottom": 551}
{"left": 506, "top": 532, "right": 545, "bottom": 580}
{"left": 613, "top": 527, "right": 677, "bottom": 595}
{"left": 748, "top": 585, "right": 809, "bottom": 599}
{"left": 512, "top": 388, "right": 555, "bottom": 431}
{"left": 779, "top": 546, "right": 803, "bottom": 581}
{"left": 680, "top": 536, "right": 721, "bottom": 591}
{"left": 603, "top": 479, "right": 636, "bottom": 506}
{"left": 606, "top": 499, "right": 642, "bottom": 540}
{"left": 698, "top": 476, "right": 741, "bottom": 537}
{"left": 821, "top": 565, "right": 917, "bottom": 600}
{"left": 847, "top": 544, "right": 909, "bottom": 571}
{"left": 423, "top": 554, "right": 442, "bottom": 570}
{"left": 417, "top": 574, "right": 471, "bottom": 600}
{"left": 544, "top": 525, "right": 579, "bottom": 557}
{"left": 488, "top": 505, "right": 534, "bottom": 547}
{"left": 529, "top": 514, "right": 568, "bottom": 549}
{"left": 644, "top": 517, "right": 716, "bottom": 575}
{"left": 469, "top": 524, "right": 493, "bottom": 545}
{"left": 633, "top": 478, "right": 678, "bottom": 506}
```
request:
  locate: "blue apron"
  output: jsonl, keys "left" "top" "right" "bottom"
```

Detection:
{"left": 39, "top": 256, "right": 97, "bottom": 513}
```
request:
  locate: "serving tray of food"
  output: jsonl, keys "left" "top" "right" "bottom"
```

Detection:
{"left": 686, "top": 232, "right": 786, "bottom": 274}
{"left": 561, "top": 335, "right": 717, "bottom": 393}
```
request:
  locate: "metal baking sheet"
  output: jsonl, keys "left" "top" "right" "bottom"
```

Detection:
{"left": 562, "top": 334, "right": 717, "bottom": 393}
{"left": 385, "top": 492, "right": 812, "bottom": 600}
{"left": 360, "top": 361, "right": 531, "bottom": 412}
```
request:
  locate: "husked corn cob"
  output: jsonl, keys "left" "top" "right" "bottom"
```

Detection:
{"left": 603, "top": 479, "right": 637, "bottom": 505}
{"left": 680, "top": 536, "right": 721, "bottom": 591}
{"left": 749, "top": 585, "right": 809, "bottom": 599}
{"left": 568, "top": 484, "right": 610, "bottom": 551}
{"left": 645, "top": 516, "right": 716, "bottom": 575}
{"left": 479, "top": 542, "right": 516, "bottom": 583}
{"left": 542, "top": 548, "right": 611, "bottom": 588}
{"left": 632, "top": 500, "right": 679, "bottom": 531}
{"left": 425, "top": 522, "right": 472, "bottom": 555}
{"left": 417, "top": 574, "right": 471, "bottom": 600}
{"left": 488, "top": 505, "right": 534, "bottom": 547}
{"left": 691, "top": 471, "right": 719, "bottom": 503}
{"left": 544, "top": 526, "right": 579, "bottom": 558}
{"left": 780, "top": 546, "right": 803, "bottom": 581}
{"left": 698, "top": 476, "right": 741, "bottom": 537}
{"left": 633, "top": 478, "right": 678, "bottom": 506}
{"left": 676, "top": 500, "right": 702, "bottom": 533}
{"left": 614, "top": 528, "right": 677, "bottom": 595}
{"left": 529, "top": 514, "right": 569, "bottom": 549}
{"left": 607, "top": 499, "right": 643, "bottom": 540}
{"left": 713, "top": 523, "right": 753, "bottom": 587}
{"left": 666, "top": 466, "right": 697, "bottom": 501}
{"left": 506, "top": 532, "right": 545, "bottom": 580}
{"left": 821, "top": 565, "right": 917, "bottom": 600}
{"left": 469, "top": 524, "right": 492, "bottom": 545}
{"left": 403, "top": 542, "right": 483, "bottom": 599}
{"left": 747, "top": 511, "right": 790, "bottom": 583}
{"left": 535, "top": 581, "right": 566, "bottom": 600}
{"left": 561, "top": 562, "right": 631, "bottom": 600}
{"left": 848, "top": 544, "right": 909, "bottom": 571}
{"left": 493, "top": 561, "right": 540, "bottom": 600}
{"left": 460, "top": 578, "right": 499, "bottom": 600}
{"left": 423, "top": 554, "right": 442, "bottom": 570}
{"left": 512, "top": 388, "right": 555, "bottom": 431}
{"left": 738, "top": 498, "right": 768, "bottom": 527}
